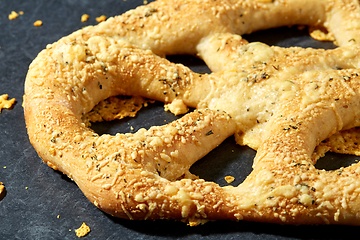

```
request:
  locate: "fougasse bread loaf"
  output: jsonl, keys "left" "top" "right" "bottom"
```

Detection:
{"left": 24, "top": 0, "right": 360, "bottom": 225}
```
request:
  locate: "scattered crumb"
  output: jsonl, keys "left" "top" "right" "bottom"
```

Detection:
{"left": 225, "top": 176, "right": 235, "bottom": 183}
{"left": 25, "top": 187, "right": 28, "bottom": 189}
{"left": 33, "top": 20, "right": 43, "bottom": 27}
{"left": 143, "top": 0, "right": 148, "bottom": 4}
{"left": 81, "top": 14, "right": 89, "bottom": 22}
{"left": 19, "top": 11, "right": 24, "bottom": 15}
{"left": 0, "top": 94, "right": 15, "bottom": 113}
{"left": 130, "top": 126, "right": 134, "bottom": 131}
{"left": 75, "top": 223, "right": 91, "bottom": 238}
{"left": 57, "top": 215, "right": 60, "bottom": 219}
{"left": 95, "top": 15, "right": 107, "bottom": 22}
{"left": 3, "top": 166, "right": 6, "bottom": 169}
{"left": 8, "top": 11, "right": 19, "bottom": 20}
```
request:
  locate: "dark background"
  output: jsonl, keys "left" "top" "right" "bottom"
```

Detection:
{"left": 0, "top": 0, "right": 358, "bottom": 239}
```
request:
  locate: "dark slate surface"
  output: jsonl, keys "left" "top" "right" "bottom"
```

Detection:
{"left": 0, "top": 0, "right": 358, "bottom": 239}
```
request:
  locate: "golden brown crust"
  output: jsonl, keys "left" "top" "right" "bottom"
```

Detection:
{"left": 24, "top": 0, "right": 360, "bottom": 225}
{"left": 0, "top": 182, "right": 4, "bottom": 195}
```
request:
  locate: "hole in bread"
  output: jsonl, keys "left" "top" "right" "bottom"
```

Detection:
{"left": 166, "top": 54, "right": 211, "bottom": 74}
{"left": 315, "top": 152, "right": 359, "bottom": 171}
{"left": 190, "top": 137, "right": 255, "bottom": 187}
{"left": 89, "top": 100, "right": 179, "bottom": 135}
{"left": 314, "top": 128, "right": 360, "bottom": 171}
{"left": 243, "top": 25, "right": 337, "bottom": 49}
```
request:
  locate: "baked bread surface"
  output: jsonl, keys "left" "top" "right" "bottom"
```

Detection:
{"left": 24, "top": 0, "right": 360, "bottom": 225}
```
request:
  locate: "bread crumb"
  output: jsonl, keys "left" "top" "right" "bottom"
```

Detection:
{"left": 8, "top": 11, "right": 19, "bottom": 20}
{"left": 225, "top": 176, "right": 235, "bottom": 183}
{"left": 81, "top": 14, "right": 89, "bottom": 22}
{"left": 95, "top": 15, "right": 107, "bottom": 22}
{"left": 75, "top": 223, "right": 91, "bottom": 238}
{"left": 143, "top": 0, "right": 148, "bottom": 4}
{"left": 57, "top": 215, "right": 60, "bottom": 219}
{"left": 33, "top": 20, "right": 43, "bottom": 27}
{"left": 19, "top": 11, "right": 24, "bottom": 15}
{"left": 0, "top": 94, "right": 15, "bottom": 113}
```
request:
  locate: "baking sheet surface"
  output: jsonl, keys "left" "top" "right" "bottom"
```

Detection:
{"left": 0, "top": 0, "right": 358, "bottom": 239}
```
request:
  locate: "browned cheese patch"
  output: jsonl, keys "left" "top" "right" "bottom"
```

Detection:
{"left": 83, "top": 95, "right": 153, "bottom": 125}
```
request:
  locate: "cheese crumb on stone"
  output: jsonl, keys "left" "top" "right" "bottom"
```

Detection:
{"left": 75, "top": 222, "right": 91, "bottom": 238}
{"left": 8, "top": 11, "right": 19, "bottom": 20}
{"left": 33, "top": 20, "right": 43, "bottom": 27}
{"left": 225, "top": 176, "right": 235, "bottom": 183}
{"left": 96, "top": 15, "right": 107, "bottom": 22}
{"left": 81, "top": 14, "right": 90, "bottom": 22}
{"left": 0, "top": 94, "right": 15, "bottom": 113}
